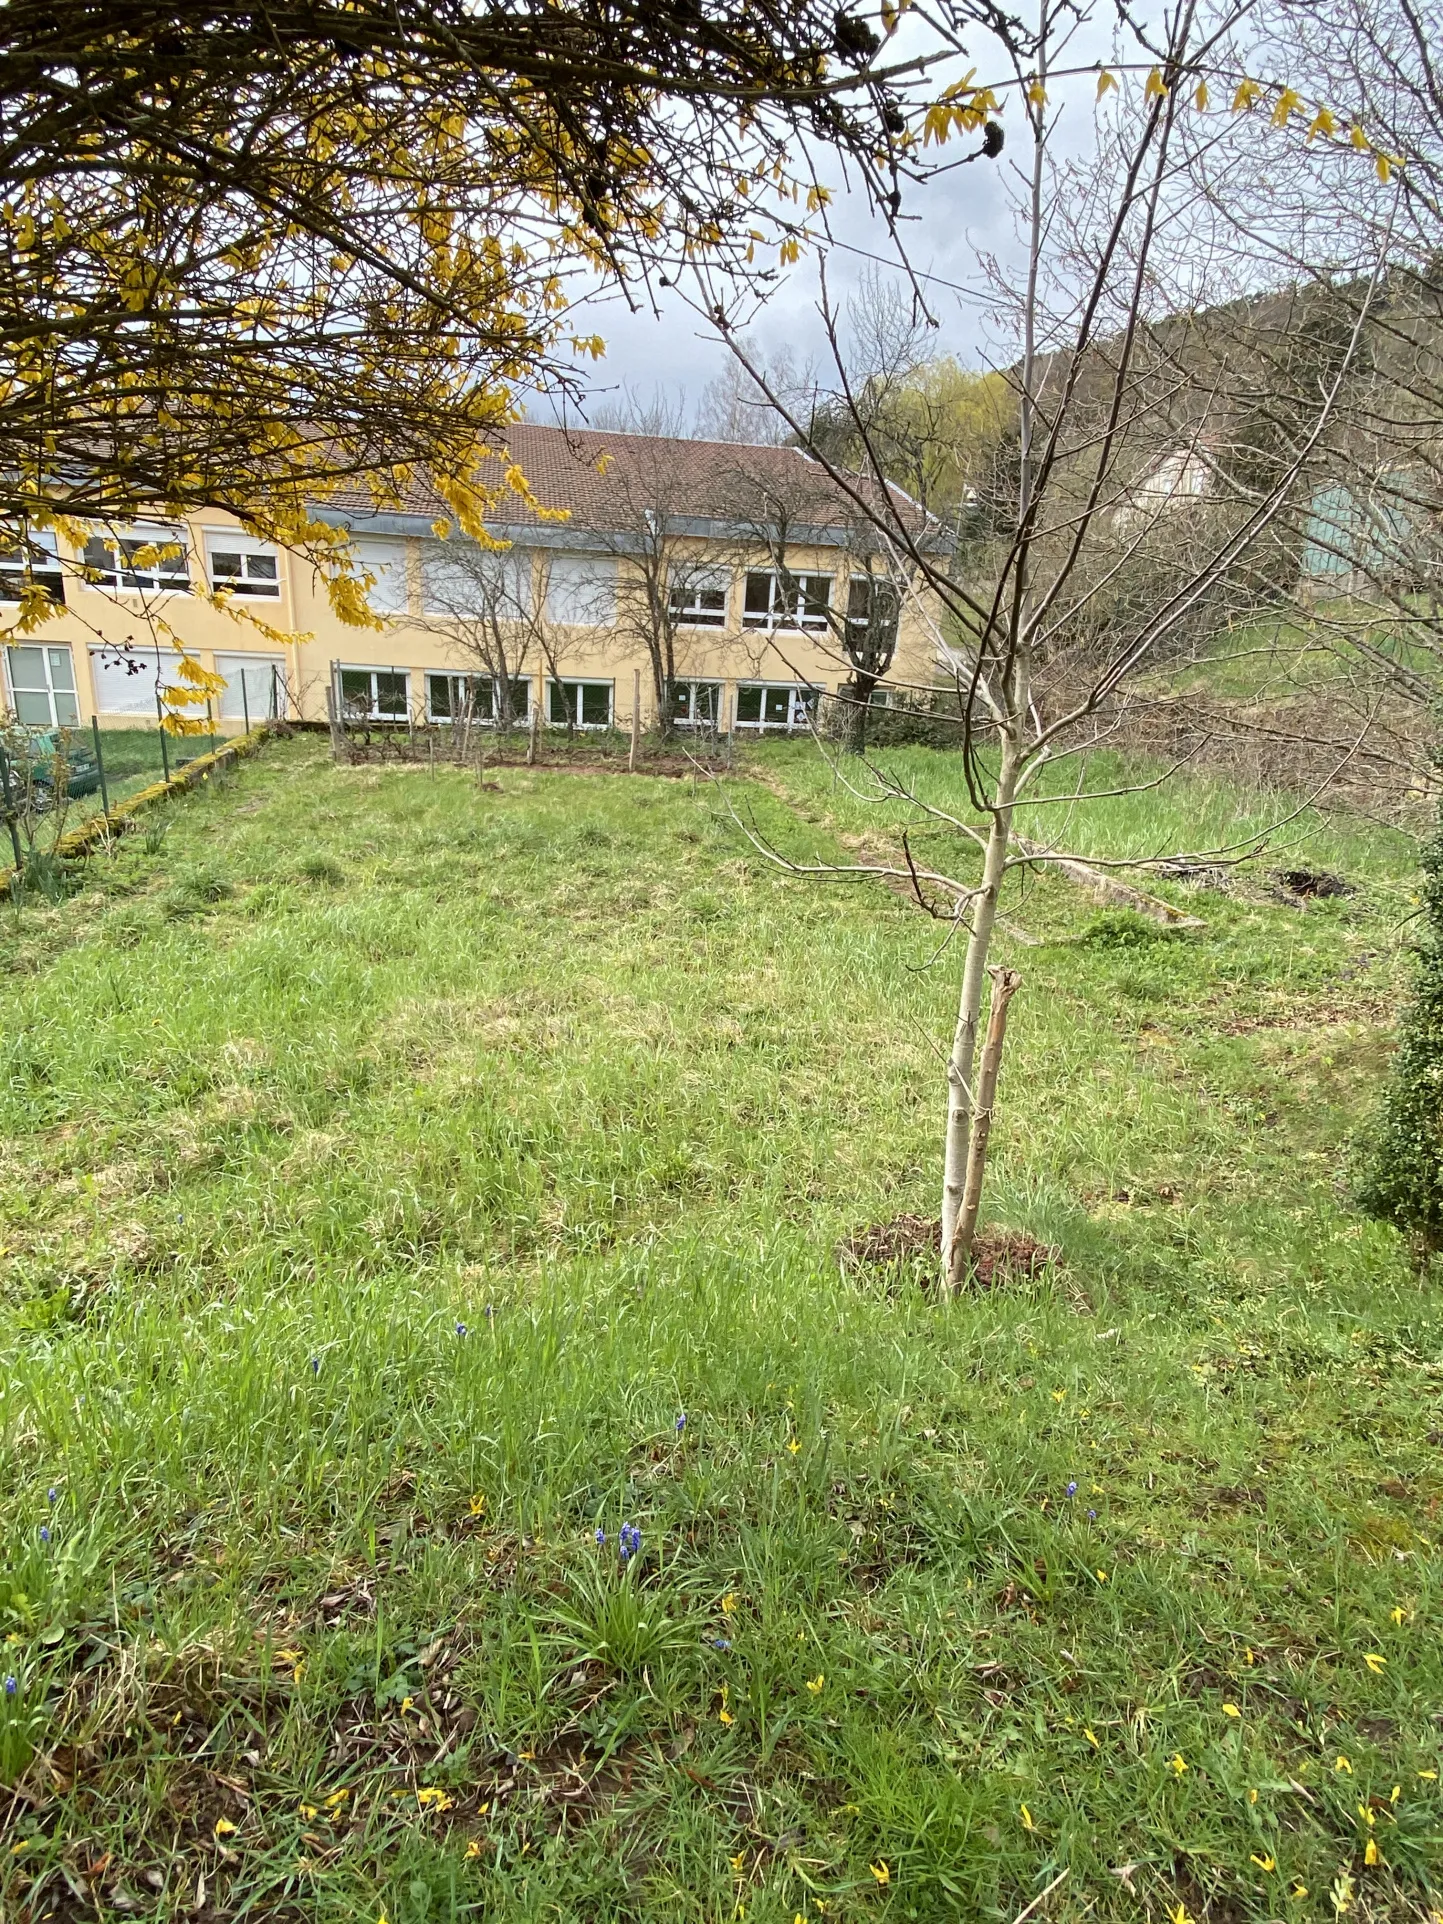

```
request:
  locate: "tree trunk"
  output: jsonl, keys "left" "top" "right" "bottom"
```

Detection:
{"left": 948, "top": 966, "right": 1022, "bottom": 1276}
{"left": 843, "top": 676, "right": 877, "bottom": 754}
{"left": 940, "top": 743, "right": 1019, "bottom": 1292}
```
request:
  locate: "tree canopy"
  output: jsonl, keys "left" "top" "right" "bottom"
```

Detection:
{"left": 0, "top": 0, "right": 952, "bottom": 570}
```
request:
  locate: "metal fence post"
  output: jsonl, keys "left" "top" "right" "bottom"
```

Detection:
{"left": 629, "top": 668, "right": 640, "bottom": 772}
{"left": 0, "top": 746, "right": 24, "bottom": 871}
{"left": 241, "top": 672, "right": 250, "bottom": 736}
{"left": 156, "top": 686, "right": 171, "bottom": 783}
{"left": 91, "top": 716, "right": 111, "bottom": 820}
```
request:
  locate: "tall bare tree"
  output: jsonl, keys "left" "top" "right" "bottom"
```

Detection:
{"left": 709, "top": 0, "right": 1387, "bottom": 1286}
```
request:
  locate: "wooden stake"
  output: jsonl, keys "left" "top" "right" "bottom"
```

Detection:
{"left": 947, "top": 966, "right": 1023, "bottom": 1287}
{"left": 629, "top": 668, "right": 641, "bottom": 772}
{"left": 527, "top": 702, "right": 539, "bottom": 766}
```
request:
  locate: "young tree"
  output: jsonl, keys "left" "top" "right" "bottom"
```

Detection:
{"left": 420, "top": 539, "right": 545, "bottom": 730}
{"left": 721, "top": 451, "right": 921, "bottom": 752}
{"left": 710, "top": 0, "right": 1388, "bottom": 1287}
{"left": 574, "top": 398, "right": 744, "bottom": 738}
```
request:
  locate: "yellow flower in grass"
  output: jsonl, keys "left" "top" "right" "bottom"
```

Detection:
{"left": 416, "top": 1787, "right": 453, "bottom": 1811}
{"left": 1335, "top": 1754, "right": 1352, "bottom": 1774}
{"left": 1019, "top": 1804, "right": 1035, "bottom": 1831}
{"left": 214, "top": 1818, "right": 238, "bottom": 1838}
{"left": 806, "top": 1675, "right": 825, "bottom": 1695}
{"left": 1364, "top": 1837, "right": 1380, "bottom": 1866}
{"left": 1251, "top": 1854, "right": 1276, "bottom": 1871}
{"left": 787, "top": 1439, "right": 801, "bottom": 1456}
{"left": 1170, "top": 1754, "right": 1188, "bottom": 1776}
{"left": 1084, "top": 1728, "right": 1099, "bottom": 1748}
{"left": 1364, "top": 1652, "right": 1387, "bottom": 1674}
{"left": 1170, "top": 1904, "right": 1195, "bottom": 1924}
{"left": 1223, "top": 1704, "right": 1241, "bottom": 1718}
{"left": 721, "top": 1593, "right": 738, "bottom": 1616}
{"left": 869, "top": 1861, "right": 890, "bottom": 1886}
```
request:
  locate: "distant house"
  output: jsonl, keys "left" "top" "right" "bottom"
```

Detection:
{"left": 1, "top": 423, "right": 950, "bottom": 736}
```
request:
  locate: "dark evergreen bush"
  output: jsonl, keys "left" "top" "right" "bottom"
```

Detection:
{"left": 1357, "top": 784, "right": 1443, "bottom": 1268}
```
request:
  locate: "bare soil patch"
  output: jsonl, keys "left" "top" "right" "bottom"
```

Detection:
{"left": 838, "top": 1213, "right": 1060, "bottom": 1290}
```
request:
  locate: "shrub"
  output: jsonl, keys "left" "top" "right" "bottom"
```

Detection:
{"left": 1357, "top": 782, "right": 1443, "bottom": 1268}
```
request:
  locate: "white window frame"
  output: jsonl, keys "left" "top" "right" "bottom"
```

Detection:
{"left": 204, "top": 530, "right": 282, "bottom": 600}
{"left": 546, "top": 678, "right": 614, "bottom": 728}
{"left": 89, "top": 645, "right": 184, "bottom": 716}
{"left": 351, "top": 537, "right": 410, "bottom": 617}
{"left": 742, "top": 569, "right": 832, "bottom": 633}
{"left": 668, "top": 569, "right": 731, "bottom": 630}
{"left": 423, "top": 544, "right": 533, "bottom": 619}
{"left": 670, "top": 678, "right": 724, "bottom": 728}
{"left": 734, "top": 682, "right": 820, "bottom": 732}
{"left": 425, "top": 671, "right": 531, "bottom": 724}
{"left": 545, "top": 554, "right": 617, "bottom": 628}
{"left": 4, "top": 643, "right": 79, "bottom": 727}
{"left": 214, "top": 654, "right": 287, "bottom": 723}
{"left": 82, "top": 524, "right": 190, "bottom": 596}
{"left": 0, "top": 532, "right": 65, "bottom": 607}
{"left": 338, "top": 665, "right": 411, "bottom": 722}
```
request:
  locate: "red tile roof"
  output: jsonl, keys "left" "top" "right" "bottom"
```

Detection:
{"left": 325, "top": 420, "right": 938, "bottom": 546}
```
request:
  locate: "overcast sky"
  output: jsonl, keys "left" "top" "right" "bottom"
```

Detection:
{"left": 526, "top": 1, "right": 1137, "bottom": 432}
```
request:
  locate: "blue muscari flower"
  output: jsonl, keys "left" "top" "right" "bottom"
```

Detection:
{"left": 618, "top": 1523, "right": 642, "bottom": 1560}
{"left": 1065, "top": 1480, "right": 1078, "bottom": 1498}
{"left": 484, "top": 1304, "right": 495, "bottom": 1320}
{"left": 4, "top": 1676, "right": 15, "bottom": 1697}
{"left": 47, "top": 1488, "right": 57, "bottom": 1505}
{"left": 38, "top": 1526, "right": 50, "bottom": 1543}
{"left": 310, "top": 1357, "right": 320, "bottom": 1375}
{"left": 711, "top": 1637, "right": 731, "bottom": 1651}
{"left": 676, "top": 1412, "right": 686, "bottom": 1433}
{"left": 455, "top": 1321, "right": 468, "bottom": 1337}
{"left": 594, "top": 1527, "right": 606, "bottom": 1547}
{"left": 1088, "top": 1508, "right": 1097, "bottom": 1521}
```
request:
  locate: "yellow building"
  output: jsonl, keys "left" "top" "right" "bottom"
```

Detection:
{"left": 2, "top": 425, "right": 947, "bottom": 736}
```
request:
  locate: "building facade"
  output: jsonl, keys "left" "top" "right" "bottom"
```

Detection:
{"left": 2, "top": 425, "right": 947, "bottom": 736}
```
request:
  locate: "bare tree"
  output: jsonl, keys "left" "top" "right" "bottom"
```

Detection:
{"left": 721, "top": 451, "right": 920, "bottom": 752}
{"left": 706, "top": 0, "right": 1383, "bottom": 1287}
{"left": 420, "top": 537, "right": 544, "bottom": 731}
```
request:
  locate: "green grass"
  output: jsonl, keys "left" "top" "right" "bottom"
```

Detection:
{"left": 1, "top": 733, "right": 1439, "bottom": 1923}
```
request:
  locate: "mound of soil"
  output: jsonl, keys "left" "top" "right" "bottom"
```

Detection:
{"left": 1275, "top": 866, "right": 1354, "bottom": 899}
{"left": 838, "top": 1215, "right": 1060, "bottom": 1290}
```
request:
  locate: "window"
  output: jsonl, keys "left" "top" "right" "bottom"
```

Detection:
{"left": 5, "top": 645, "right": 78, "bottom": 726}
{"left": 0, "top": 532, "right": 64, "bottom": 606}
{"left": 668, "top": 569, "right": 730, "bottom": 629}
{"left": 545, "top": 554, "right": 616, "bottom": 627}
{"left": 215, "top": 654, "right": 286, "bottom": 723}
{"left": 339, "top": 667, "right": 409, "bottom": 721}
{"left": 547, "top": 679, "right": 612, "bottom": 727}
{"left": 845, "top": 575, "right": 901, "bottom": 651}
{"left": 205, "top": 532, "right": 281, "bottom": 598}
{"left": 82, "top": 525, "right": 189, "bottom": 594}
{"left": 352, "top": 537, "right": 409, "bottom": 616}
{"left": 423, "top": 543, "right": 532, "bottom": 618}
{"left": 426, "top": 672, "right": 530, "bottom": 723}
{"left": 742, "top": 569, "right": 832, "bottom": 631}
{"left": 90, "top": 646, "right": 183, "bottom": 715}
{"left": 670, "top": 679, "right": 723, "bottom": 728}
{"left": 734, "top": 683, "right": 819, "bottom": 731}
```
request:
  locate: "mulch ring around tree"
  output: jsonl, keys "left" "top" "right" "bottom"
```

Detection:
{"left": 837, "top": 1214, "right": 1061, "bottom": 1291}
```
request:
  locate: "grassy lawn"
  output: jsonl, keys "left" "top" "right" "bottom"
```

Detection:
{"left": 1, "top": 733, "right": 1439, "bottom": 1923}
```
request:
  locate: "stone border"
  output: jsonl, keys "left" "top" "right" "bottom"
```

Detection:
{"left": 1, "top": 723, "right": 280, "bottom": 898}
